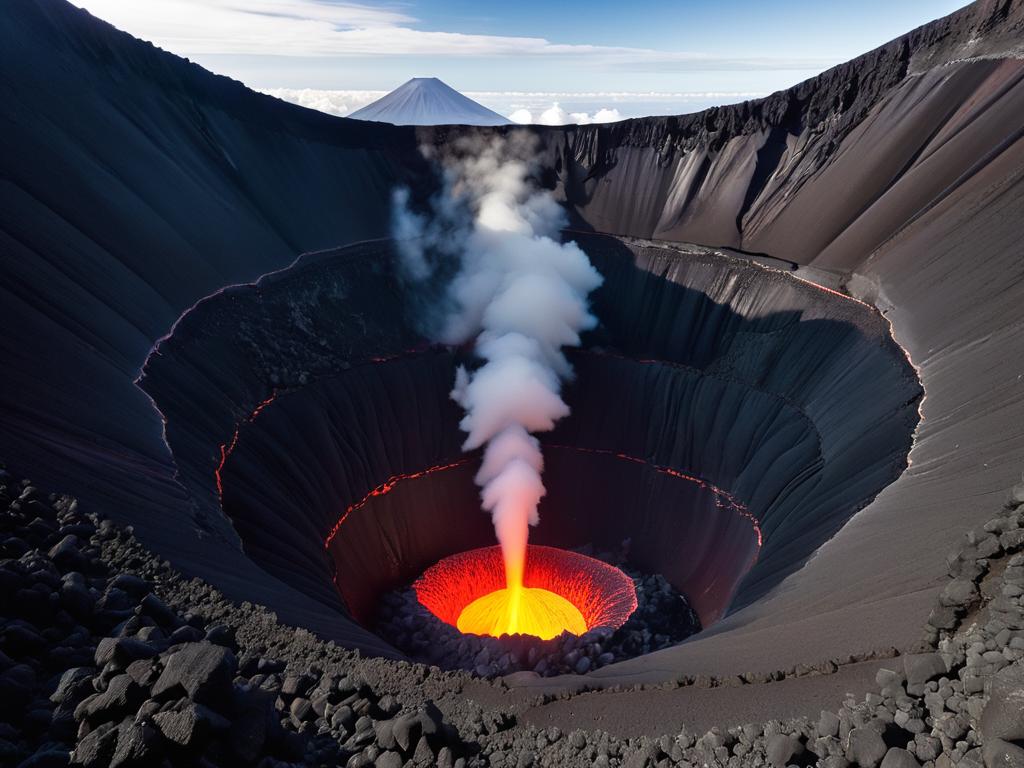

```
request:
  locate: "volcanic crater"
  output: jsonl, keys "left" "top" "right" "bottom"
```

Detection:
{"left": 138, "top": 232, "right": 921, "bottom": 667}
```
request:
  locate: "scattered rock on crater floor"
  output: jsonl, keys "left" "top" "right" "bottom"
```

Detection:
{"left": 4, "top": 461, "right": 1024, "bottom": 767}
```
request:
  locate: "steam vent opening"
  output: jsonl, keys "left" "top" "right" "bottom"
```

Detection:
{"left": 141, "top": 233, "right": 922, "bottom": 677}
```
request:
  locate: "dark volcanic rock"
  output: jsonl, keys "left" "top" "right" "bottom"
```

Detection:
{"left": 766, "top": 733, "right": 800, "bottom": 767}
{"left": 51, "top": 667, "right": 95, "bottom": 706}
{"left": 903, "top": 653, "right": 948, "bottom": 696}
{"left": 75, "top": 675, "right": 146, "bottom": 726}
{"left": 980, "top": 663, "right": 1024, "bottom": 743}
{"left": 153, "top": 702, "right": 230, "bottom": 748}
{"left": 939, "top": 579, "right": 979, "bottom": 609}
{"left": 71, "top": 722, "right": 118, "bottom": 768}
{"left": 880, "top": 748, "right": 921, "bottom": 768}
{"left": 109, "top": 721, "right": 161, "bottom": 768}
{"left": 151, "top": 643, "right": 235, "bottom": 707}
{"left": 94, "top": 637, "right": 155, "bottom": 668}
{"left": 48, "top": 535, "right": 87, "bottom": 573}
{"left": 846, "top": 728, "right": 888, "bottom": 768}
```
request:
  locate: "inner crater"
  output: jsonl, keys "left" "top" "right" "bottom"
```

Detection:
{"left": 416, "top": 545, "right": 637, "bottom": 640}
{"left": 139, "top": 233, "right": 922, "bottom": 675}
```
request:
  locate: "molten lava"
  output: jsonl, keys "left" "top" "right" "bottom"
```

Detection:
{"left": 457, "top": 586, "right": 587, "bottom": 640}
{"left": 416, "top": 545, "right": 637, "bottom": 640}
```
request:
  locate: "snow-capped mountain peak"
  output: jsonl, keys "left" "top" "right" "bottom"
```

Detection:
{"left": 348, "top": 77, "right": 509, "bottom": 126}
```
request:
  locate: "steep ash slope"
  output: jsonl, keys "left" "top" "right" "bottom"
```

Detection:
{"left": 0, "top": 0, "right": 424, "bottom": 650}
{"left": 534, "top": 0, "right": 1024, "bottom": 265}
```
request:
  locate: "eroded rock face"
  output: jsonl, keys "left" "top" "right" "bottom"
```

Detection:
{"left": 472, "top": 2, "right": 1024, "bottom": 271}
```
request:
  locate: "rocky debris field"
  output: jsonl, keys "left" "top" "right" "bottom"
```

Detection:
{"left": 375, "top": 547, "right": 701, "bottom": 679}
{"left": 0, "top": 464, "right": 478, "bottom": 768}
{"left": 2, "top": 457, "right": 1024, "bottom": 767}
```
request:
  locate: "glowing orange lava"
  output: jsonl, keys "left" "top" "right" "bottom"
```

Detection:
{"left": 457, "top": 586, "right": 587, "bottom": 639}
{"left": 416, "top": 545, "right": 637, "bottom": 640}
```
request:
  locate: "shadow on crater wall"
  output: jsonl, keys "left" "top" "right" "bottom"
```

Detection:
{"left": 141, "top": 234, "right": 920, "bottom": 649}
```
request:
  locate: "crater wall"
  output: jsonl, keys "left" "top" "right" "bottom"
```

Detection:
{"left": 143, "top": 236, "right": 918, "bottom": 647}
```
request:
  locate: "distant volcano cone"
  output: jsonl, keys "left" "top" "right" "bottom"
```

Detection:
{"left": 348, "top": 77, "right": 509, "bottom": 126}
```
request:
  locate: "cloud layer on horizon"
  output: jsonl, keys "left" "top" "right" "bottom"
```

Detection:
{"left": 261, "top": 88, "right": 767, "bottom": 123}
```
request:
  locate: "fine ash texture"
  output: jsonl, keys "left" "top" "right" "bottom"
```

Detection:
{"left": 4, "top": 464, "right": 1024, "bottom": 768}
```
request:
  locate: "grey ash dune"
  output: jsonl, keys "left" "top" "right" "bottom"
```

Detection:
{"left": 2, "top": 0, "right": 1024, "bottom": 734}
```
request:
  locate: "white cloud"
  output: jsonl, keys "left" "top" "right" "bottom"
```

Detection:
{"left": 472, "top": 90, "right": 768, "bottom": 100}
{"left": 507, "top": 108, "right": 534, "bottom": 125}
{"left": 73, "top": 0, "right": 833, "bottom": 69}
{"left": 514, "top": 103, "right": 623, "bottom": 126}
{"left": 590, "top": 108, "right": 624, "bottom": 123}
{"left": 538, "top": 103, "right": 570, "bottom": 125}
{"left": 259, "top": 87, "right": 385, "bottom": 117}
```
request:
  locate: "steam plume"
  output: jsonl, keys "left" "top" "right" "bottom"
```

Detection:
{"left": 392, "top": 134, "right": 602, "bottom": 596}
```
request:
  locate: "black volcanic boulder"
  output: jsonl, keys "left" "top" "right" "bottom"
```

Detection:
{"left": 880, "top": 748, "right": 921, "bottom": 768}
{"left": 980, "top": 663, "right": 1024, "bottom": 767}
{"left": 151, "top": 642, "right": 235, "bottom": 708}
{"left": 765, "top": 733, "right": 801, "bottom": 767}
{"left": 70, "top": 724, "right": 118, "bottom": 768}
{"left": 152, "top": 702, "right": 230, "bottom": 749}
{"left": 939, "top": 578, "right": 979, "bottom": 609}
{"left": 60, "top": 573, "right": 95, "bottom": 620}
{"left": 47, "top": 535, "right": 88, "bottom": 573}
{"left": 94, "top": 637, "right": 155, "bottom": 669}
{"left": 138, "top": 594, "right": 182, "bottom": 631}
{"left": 109, "top": 720, "right": 162, "bottom": 768}
{"left": 846, "top": 727, "right": 887, "bottom": 768}
{"left": 227, "top": 684, "right": 304, "bottom": 763}
{"left": 51, "top": 667, "right": 96, "bottom": 706}
{"left": 74, "top": 674, "right": 147, "bottom": 727}
{"left": 903, "top": 653, "right": 948, "bottom": 696}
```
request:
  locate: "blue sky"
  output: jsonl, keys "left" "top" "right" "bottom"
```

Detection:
{"left": 75, "top": 1, "right": 969, "bottom": 120}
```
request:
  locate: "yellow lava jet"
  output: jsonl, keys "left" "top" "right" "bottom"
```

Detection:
{"left": 455, "top": 542, "right": 586, "bottom": 639}
{"left": 456, "top": 584, "right": 587, "bottom": 640}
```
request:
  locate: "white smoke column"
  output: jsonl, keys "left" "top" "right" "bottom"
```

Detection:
{"left": 392, "top": 134, "right": 603, "bottom": 596}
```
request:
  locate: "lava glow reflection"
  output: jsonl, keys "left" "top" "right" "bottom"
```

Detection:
{"left": 457, "top": 586, "right": 587, "bottom": 640}
{"left": 416, "top": 545, "right": 637, "bottom": 640}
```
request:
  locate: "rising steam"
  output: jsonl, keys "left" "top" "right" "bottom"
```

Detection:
{"left": 391, "top": 134, "right": 603, "bottom": 613}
